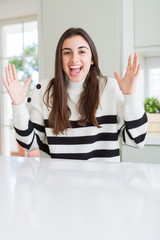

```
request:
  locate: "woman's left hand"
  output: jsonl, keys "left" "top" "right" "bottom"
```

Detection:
{"left": 114, "top": 53, "right": 141, "bottom": 95}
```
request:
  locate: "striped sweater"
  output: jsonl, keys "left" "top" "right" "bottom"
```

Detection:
{"left": 12, "top": 77, "right": 148, "bottom": 162}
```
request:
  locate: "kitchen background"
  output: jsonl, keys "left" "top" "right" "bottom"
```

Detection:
{"left": 0, "top": 0, "right": 160, "bottom": 162}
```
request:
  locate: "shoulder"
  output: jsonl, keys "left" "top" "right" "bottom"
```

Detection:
{"left": 99, "top": 76, "right": 120, "bottom": 94}
{"left": 27, "top": 78, "right": 51, "bottom": 104}
{"left": 31, "top": 78, "right": 51, "bottom": 96}
{"left": 98, "top": 76, "right": 124, "bottom": 107}
{"left": 106, "top": 77, "right": 119, "bottom": 89}
{"left": 35, "top": 78, "right": 51, "bottom": 92}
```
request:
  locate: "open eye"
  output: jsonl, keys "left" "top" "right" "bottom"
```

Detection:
{"left": 79, "top": 50, "right": 85, "bottom": 54}
{"left": 63, "top": 51, "right": 71, "bottom": 55}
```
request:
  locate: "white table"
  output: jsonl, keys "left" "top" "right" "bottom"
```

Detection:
{"left": 0, "top": 156, "right": 160, "bottom": 240}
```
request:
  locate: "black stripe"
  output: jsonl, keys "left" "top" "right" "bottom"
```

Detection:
{"left": 122, "top": 128, "right": 126, "bottom": 143}
{"left": 14, "top": 120, "right": 33, "bottom": 136}
{"left": 50, "top": 149, "right": 120, "bottom": 160}
{"left": 126, "top": 128, "right": 147, "bottom": 144}
{"left": 16, "top": 133, "right": 50, "bottom": 156}
{"left": 44, "top": 115, "right": 117, "bottom": 128}
{"left": 16, "top": 133, "right": 36, "bottom": 150}
{"left": 14, "top": 121, "right": 45, "bottom": 137}
{"left": 134, "top": 133, "right": 147, "bottom": 144}
{"left": 97, "top": 115, "right": 117, "bottom": 124}
{"left": 36, "top": 134, "right": 50, "bottom": 156}
{"left": 33, "top": 122, "right": 45, "bottom": 133}
{"left": 118, "top": 124, "right": 125, "bottom": 136}
{"left": 125, "top": 113, "right": 148, "bottom": 130}
{"left": 47, "top": 132, "right": 118, "bottom": 145}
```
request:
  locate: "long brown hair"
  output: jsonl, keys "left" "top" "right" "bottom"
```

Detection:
{"left": 44, "top": 28, "right": 103, "bottom": 135}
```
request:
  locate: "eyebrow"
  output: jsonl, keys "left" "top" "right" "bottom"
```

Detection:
{"left": 62, "top": 46, "right": 89, "bottom": 51}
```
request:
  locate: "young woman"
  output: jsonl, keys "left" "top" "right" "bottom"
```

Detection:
{"left": 2, "top": 28, "right": 148, "bottom": 161}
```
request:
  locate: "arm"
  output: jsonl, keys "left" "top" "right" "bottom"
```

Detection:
{"left": 117, "top": 93, "right": 148, "bottom": 148}
{"left": 1, "top": 64, "right": 49, "bottom": 155}
{"left": 12, "top": 91, "right": 48, "bottom": 153}
{"left": 114, "top": 53, "right": 148, "bottom": 148}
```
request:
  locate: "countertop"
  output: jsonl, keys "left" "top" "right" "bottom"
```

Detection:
{"left": 0, "top": 156, "right": 160, "bottom": 240}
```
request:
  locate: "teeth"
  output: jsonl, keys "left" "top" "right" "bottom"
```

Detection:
{"left": 70, "top": 66, "right": 81, "bottom": 69}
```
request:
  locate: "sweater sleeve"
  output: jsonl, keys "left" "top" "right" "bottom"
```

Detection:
{"left": 117, "top": 92, "right": 148, "bottom": 148}
{"left": 12, "top": 84, "right": 50, "bottom": 155}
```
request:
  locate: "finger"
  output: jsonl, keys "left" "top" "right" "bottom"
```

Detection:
{"left": 8, "top": 63, "right": 14, "bottom": 81}
{"left": 127, "top": 55, "right": 132, "bottom": 69}
{"left": 24, "top": 77, "right": 32, "bottom": 89}
{"left": 114, "top": 72, "right": 121, "bottom": 83}
{"left": 5, "top": 67, "right": 11, "bottom": 85}
{"left": 1, "top": 76, "right": 9, "bottom": 90}
{"left": 135, "top": 63, "right": 141, "bottom": 77}
{"left": 133, "top": 53, "right": 138, "bottom": 72}
{"left": 12, "top": 64, "right": 18, "bottom": 80}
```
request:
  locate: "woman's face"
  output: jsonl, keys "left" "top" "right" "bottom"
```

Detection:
{"left": 62, "top": 35, "right": 93, "bottom": 82}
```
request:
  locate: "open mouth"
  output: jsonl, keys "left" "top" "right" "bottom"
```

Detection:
{"left": 69, "top": 65, "right": 82, "bottom": 75}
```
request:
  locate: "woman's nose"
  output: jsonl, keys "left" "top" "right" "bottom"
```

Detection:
{"left": 71, "top": 52, "right": 79, "bottom": 63}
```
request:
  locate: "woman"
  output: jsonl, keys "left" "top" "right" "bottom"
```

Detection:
{"left": 2, "top": 28, "right": 148, "bottom": 161}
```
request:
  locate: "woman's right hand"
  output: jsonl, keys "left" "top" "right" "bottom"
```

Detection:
{"left": 1, "top": 64, "right": 31, "bottom": 105}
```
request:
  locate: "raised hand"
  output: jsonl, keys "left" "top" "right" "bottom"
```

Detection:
{"left": 114, "top": 53, "right": 141, "bottom": 95}
{"left": 1, "top": 64, "right": 31, "bottom": 105}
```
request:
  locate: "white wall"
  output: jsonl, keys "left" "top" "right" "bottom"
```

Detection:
{"left": 38, "top": 0, "right": 122, "bottom": 80}
{"left": 0, "top": 0, "right": 37, "bottom": 20}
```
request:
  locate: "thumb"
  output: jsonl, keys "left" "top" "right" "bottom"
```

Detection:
{"left": 24, "top": 77, "right": 32, "bottom": 89}
{"left": 114, "top": 72, "right": 121, "bottom": 83}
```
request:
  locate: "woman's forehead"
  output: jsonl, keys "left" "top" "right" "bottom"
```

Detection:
{"left": 62, "top": 35, "right": 90, "bottom": 49}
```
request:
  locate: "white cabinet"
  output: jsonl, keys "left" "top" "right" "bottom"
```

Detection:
{"left": 134, "top": 0, "right": 160, "bottom": 48}
{"left": 122, "top": 145, "right": 160, "bottom": 163}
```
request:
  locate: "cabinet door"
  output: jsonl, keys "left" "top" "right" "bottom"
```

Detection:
{"left": 122, "top": 145, "right": 160, "bottom": 163}
{"left": 134, "top": 0, "right": 160, "bottom": 48}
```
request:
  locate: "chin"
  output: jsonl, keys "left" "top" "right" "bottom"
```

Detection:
{"left": 69, "top": 75, "right": 85, "bottom": 82}
{"left": 70, "top": 78, "right": 83, "bottom": 82}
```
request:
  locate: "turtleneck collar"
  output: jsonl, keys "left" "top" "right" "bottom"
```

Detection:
{"left": 67, "top": 77, "right": 86, "bottom": 95}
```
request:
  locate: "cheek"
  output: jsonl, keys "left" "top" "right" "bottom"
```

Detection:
{"left": 85, "top": 58, "right": 93, "bottom": 70}
{"left": 62, "top": 58, "right": 68, "bottom": 70}
{"left": 85, "top": 55, "right": 93, "bottom": 66}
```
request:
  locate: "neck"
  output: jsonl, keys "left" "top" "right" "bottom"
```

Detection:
{"left": 67, "top": 77, "right": 86, "bottom": 95}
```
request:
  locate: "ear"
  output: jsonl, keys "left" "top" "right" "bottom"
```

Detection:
{"left": 91, "top": 60, "right": 94, "bottom": 65}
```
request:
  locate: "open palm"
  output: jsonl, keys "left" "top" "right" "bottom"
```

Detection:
{"left": 1, "top": 64, "right": 31, "bottom": 105}
{"left": 114, "top": 53, "right": 141, "bottom": 95}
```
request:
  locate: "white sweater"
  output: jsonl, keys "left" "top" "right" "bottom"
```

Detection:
{"left": 12, "top": 77, "right": 148, "bottom": 162}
